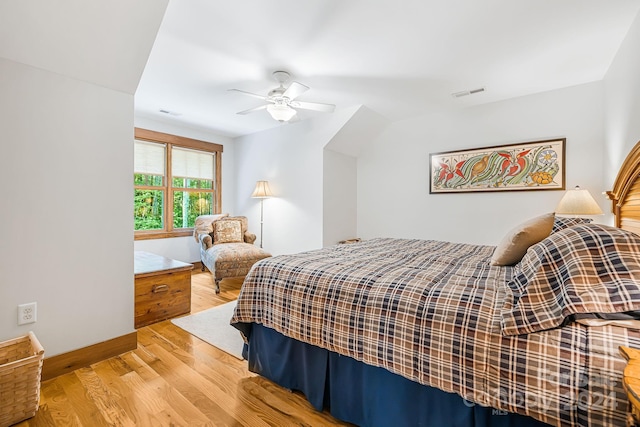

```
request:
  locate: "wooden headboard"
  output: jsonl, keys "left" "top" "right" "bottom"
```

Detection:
{"left": 607, "top": 140, "right": 640, "bottom": 235}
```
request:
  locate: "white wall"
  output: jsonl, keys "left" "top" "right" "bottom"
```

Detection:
{"left": 0, "top": 1, "right": 167, "bottom": 357}
{"left": 357, "top": 82, "right": 605, "bottom": 245}
{"left": 323, "top": 149, "right": 357, "bottom": 246}
{"left": 604, "top": 11, "right": 640, "bottom": 189}
{"left": 132, "top": 116, "right": 236, "bottom": 263}
{"left": 0, "top": 59, "right": 136, "bottom": 355}
{"left": 233, "top": 106, "right": 359, "bottom": 255}
{"left": 320, "top": 106, "right": 388, "bottom": 246}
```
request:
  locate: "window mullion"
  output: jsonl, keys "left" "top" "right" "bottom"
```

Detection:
{"left": 134, "top": 185, "right": 163, "bottom": 191}
{"left": 215, "top": 151, "right": 222, "bottom": 213}
{"left": 166, "top": 143, "right": 174, "bottom": 232}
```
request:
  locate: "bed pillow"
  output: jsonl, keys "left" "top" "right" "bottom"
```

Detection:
{"left": 213, "top": 218, "right": 243, "bottom": 244}
{"left": 551, "top": 216, "right": 592, "bottom": 234}
{"left": 490, "top": 213, "right": 555, "bottom": 266}
{"left": 500, "top": 223, "right": 640, "bottom": 336}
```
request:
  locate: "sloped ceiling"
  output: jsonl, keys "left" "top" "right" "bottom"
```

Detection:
{"left": 134, "top": 0, "right": 640, "bottom": 138}
{"left": 0, "top": 0, "right": 168, "bottom": 94}
{"left": 325, "top": 106, "right": 390, "bottom": 158}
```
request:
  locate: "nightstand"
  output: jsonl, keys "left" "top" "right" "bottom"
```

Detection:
{"left": 338, "top": 238, "right": 361, "bottom": 244}
{"left": 620, "top": 346, "right": 640, "bottom": 426}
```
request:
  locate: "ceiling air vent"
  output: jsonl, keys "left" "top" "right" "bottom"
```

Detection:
{"left": 452, "top": 87, "right": 486, "bottom": 98}
{"left": 159, "top": 108, "right": 182, "bottom": 116}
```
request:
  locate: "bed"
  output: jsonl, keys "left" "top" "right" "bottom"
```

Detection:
{"left": 231, "top": 142, "right": 640, "bottom": 427}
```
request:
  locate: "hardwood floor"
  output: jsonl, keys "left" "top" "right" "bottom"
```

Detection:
{"left": 18, "top": 270, "right": 350, "bottom": 427}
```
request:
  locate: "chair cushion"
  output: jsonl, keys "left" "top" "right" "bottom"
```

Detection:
{"left": 206, "top": 243, "right": 271, "bottom": 280}
{"left": 213, "top": 218, "right": 243, "bottom": 244}
{"left": 209, "top": 216, "right": 251, "bottom": 243}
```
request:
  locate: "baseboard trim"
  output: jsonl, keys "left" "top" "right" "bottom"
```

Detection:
{"left": 42, "top": 331, "right": 137, "bottom": 381}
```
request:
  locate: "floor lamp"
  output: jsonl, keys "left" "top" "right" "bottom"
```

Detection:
{"left": 251, "top": 181, "right": 273, "bottom": 248}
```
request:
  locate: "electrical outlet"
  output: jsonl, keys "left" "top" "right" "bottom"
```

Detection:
{"left": 18, "top": 302, "right": 37, "bottom": 325}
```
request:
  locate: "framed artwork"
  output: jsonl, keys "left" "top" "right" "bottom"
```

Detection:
{"left": 429, "top": 138, "right": 565, "bottom": 194}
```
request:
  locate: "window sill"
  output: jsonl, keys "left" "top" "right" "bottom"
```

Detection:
{"left": 134, "top": 229, "right": 194, "bottom": 240}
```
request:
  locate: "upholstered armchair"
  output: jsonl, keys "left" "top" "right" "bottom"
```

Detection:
{"left": 194, "top": 214, "right": 271, "bottom": 293}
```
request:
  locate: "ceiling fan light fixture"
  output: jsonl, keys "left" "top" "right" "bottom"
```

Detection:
{"left": 267, "top": 103, "right": 296, "bottom": 122}
{"left": 230, "top": 71, "right": 334, "bottom": 122}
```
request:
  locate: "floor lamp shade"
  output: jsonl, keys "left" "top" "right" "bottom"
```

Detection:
{"left": 251, "top": 181, "right": 273, "bottom": 198}
{"left": 251, "top": 181, "right": 273, "bottom": 248}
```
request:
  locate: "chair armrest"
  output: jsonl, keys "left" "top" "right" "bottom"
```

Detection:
{"left": 199, "top": 233, "right": 213, "bottom": 249}
{"left": 244, "top": 232, "right": 257, "bottom": 245}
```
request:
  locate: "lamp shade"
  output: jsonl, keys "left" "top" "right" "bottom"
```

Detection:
{"left": 251, "top": 181, "right": 273, "bottom": 198}
{"left": 267, "top": 104, "right": 296, "bottom": 122}
{"left": 555, "top": 186, "right": 603, "bottom": 215}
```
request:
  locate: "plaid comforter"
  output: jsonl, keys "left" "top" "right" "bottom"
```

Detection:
{"left": 231, "top": 236, "right": 640, "bottom": 427}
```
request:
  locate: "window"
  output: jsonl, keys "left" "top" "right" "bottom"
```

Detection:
{"left": 134, "top": 128, "right": 223, "bottom": 240}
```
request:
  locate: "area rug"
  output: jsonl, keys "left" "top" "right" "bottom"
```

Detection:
{"left": 171, "top": 301, "right": 244, "bottom": 360}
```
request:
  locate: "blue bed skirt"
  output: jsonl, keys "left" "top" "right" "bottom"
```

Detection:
{"left": 243, "top": 323, "right": 549, "bottom": 427}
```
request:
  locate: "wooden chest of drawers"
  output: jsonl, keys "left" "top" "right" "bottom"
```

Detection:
{"left": 134, "top": 251, "right": 193, "bottom": 328}
{"left": 621, "top": 346, "right": 640, "bottom": 427}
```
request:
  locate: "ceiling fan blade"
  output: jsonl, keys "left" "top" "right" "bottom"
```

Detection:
{"left": 291, "top": 100, "right": 336, "bottom": 113}
{"left": 228, "top": 88, "right": 268, "bottom": 101}
{"left": 282, "top": 81, "right": 309, "bottom": 100}
{"left": 237, "top": 104, "right": 269, "bottom": 115}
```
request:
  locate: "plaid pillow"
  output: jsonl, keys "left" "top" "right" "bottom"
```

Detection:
{"left": 501, "top": 223, "right": 640, "bottom": 335}
{"left": 551, "top": 216, "right": 592, "bottom": 234}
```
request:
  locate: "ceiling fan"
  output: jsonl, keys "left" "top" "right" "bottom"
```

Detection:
{"left": 229, "top": 71, "right": 336, "bottom": 122}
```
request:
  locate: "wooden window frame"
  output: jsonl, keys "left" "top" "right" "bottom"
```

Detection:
{"left": 134, "top": 128, "right": 223, "bottom": 240}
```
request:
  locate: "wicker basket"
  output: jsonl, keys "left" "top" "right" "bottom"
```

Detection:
{"left": 0, "top": 332, "right": 44, "bottom": 427}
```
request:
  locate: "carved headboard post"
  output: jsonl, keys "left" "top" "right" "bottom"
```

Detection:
{"left": 608, "top": 141, "right": 640, "bottom": 233}
{"left": 605, "top": 190, "right": 621, "bottom": 228}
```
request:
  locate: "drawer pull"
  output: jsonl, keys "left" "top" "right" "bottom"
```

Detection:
{"left": 152, "top": 284, "right": 169, "bottom": 293}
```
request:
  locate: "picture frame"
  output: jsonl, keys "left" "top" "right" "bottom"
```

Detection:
{"left": 429, "top": 138, "right": 565, "bottom": 194}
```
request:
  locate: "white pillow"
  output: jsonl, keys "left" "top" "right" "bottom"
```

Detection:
{"left": 490, "top": 213, "right": 555, "bottom": 266}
